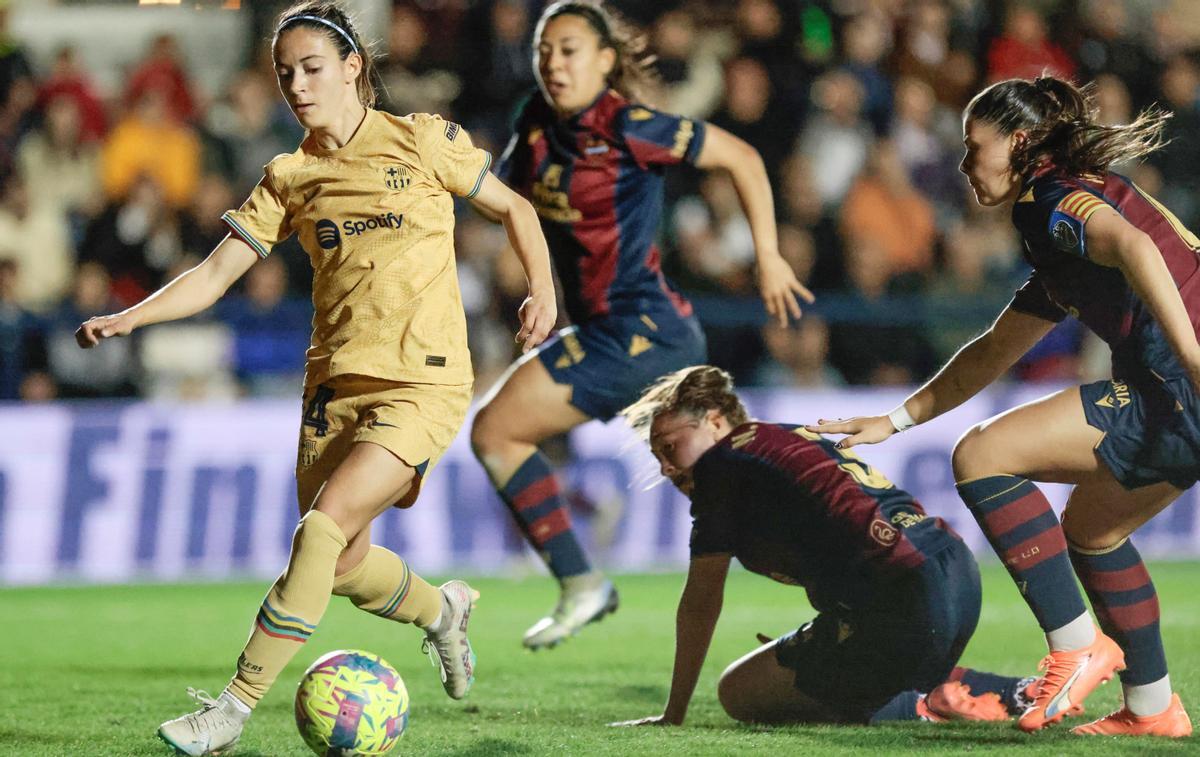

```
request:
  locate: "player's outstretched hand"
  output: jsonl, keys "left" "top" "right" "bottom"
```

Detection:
{"left": 757, "top": 253, "right": 814, "bottom": 328}
{"left": 804, "top": 415, "right": 895, "bottom": 450}
{"left": 516, "top": 288, "right": 556, "bottom": 353}
{"left": 75, "top": 312, "right": 137, "bottom": 349}
{"left": 608, "top": 714, "right": 679, "bottom": 727}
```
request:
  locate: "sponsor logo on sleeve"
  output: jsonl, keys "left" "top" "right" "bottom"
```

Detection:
{"left": 869, "top": 518, "right": 898, "bottom": 546}
{"left": 444, "top": 121, "right": 460, "bottom": 141}
{"left": 1052, "top": 218, "right": 1079, "bottom": 252}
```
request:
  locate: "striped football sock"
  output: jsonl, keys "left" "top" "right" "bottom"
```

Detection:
{"left": 499, "top": 451, "right": 592, "bottom": 580}
{"left": 1069, "top": 538, "right": 1170, "bottom": 712}
{"left": 957, "top": 475, "right": 1087, "bottom": 634}
{"left": 333, "top": 545, "right": 442, "bottom": 627}
{"left": 226, "top": 509, "right": 346, "bottom": 708}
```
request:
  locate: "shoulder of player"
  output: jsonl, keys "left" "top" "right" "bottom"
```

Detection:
{"left": 260, "top": 148, "right": 308, "bottom": 191}
{"left": 711, "top": 421, "right": 817, "bottom": 460}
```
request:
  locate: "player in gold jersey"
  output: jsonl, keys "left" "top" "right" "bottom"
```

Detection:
{"left": 75, "top": 4, "right": 556, "bottom": 755}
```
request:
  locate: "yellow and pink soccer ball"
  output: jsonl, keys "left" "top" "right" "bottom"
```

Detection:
{"left": 295, "top": 649, "right": 409, "bottom": 756}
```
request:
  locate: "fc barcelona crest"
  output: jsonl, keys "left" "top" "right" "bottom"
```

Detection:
{"left": 384, "top": 165, "right": 411, "bottom": 190}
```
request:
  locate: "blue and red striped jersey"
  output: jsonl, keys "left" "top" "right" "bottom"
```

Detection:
{"left": 497, "top": 89, "right": 705, "bottom": 323}
{"left": 1010, "top": 166, "right": 1200, "bottom": 386}
{"left": 688, "top": 422, "right": 958, "bottom": 612}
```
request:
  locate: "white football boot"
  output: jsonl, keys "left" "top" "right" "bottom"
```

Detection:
{"left": 522, "top": 578, "right": 619, "bottom": 650}
{"left": 422, "top": 580, "right": 478, "bottom": 699}
{"left": 157, "top": 688, "right": 249, "bottom": 756}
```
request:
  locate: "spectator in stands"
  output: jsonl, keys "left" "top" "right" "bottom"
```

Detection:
{"left": 101, "top": 87, "right": 200, "bottom": 209}
{"left": 892, "top": 0, "right": 976, "bottom": 108}
{"left": 216, "top": 253, "right": 309, "bottom": 397}
{"left": 35, "top": 46, "right": 106, "bottom": 143}
{"left": 733, "top": 0, "right": 810, "bottom": 117}
{"left": 204, "top": 70, "right": 299, "bottom": 194}
{"left": 985, "top": 3, "right": 1076, "bottom": 83}
{"left": 648, "top": 9, "right": 724, "bottom": 120}
{"left": 709, "top": 57, "right": 794, "bottom": 189}
{"left": 754, "top": 315, "right": 844, "bottom": 387}
{"left": 891, "top": 76, "right": 962, "bottom": 221}
{"left": 1148, "top": 54, "right": 1200, "bottom": 229}
{"left": 46, "top": 262, "right": 138, "bottom": 398}
{"left": 827, "top": 236, "right": 937, "bottom": 385}
{"left": 798, "top": 69, "right": 873, "bottom": 212}
{"left": 377, "top": 5, "right": 462, "bottom": 120}
{"left": 456, "top": 0, "right": 536, "bottom": 146}
{"left": 776, "top": 150, "right": 844, "bottom": 291}
{"left": 124, "top": 34, "right": 198, "bottom": 124}
{"left": 179, "top": 173, "right": 236, "bottom": 260}
{"left": 926, "top": 221, "right": 1022, "bottom": 363}
{"left": 17, "top": 93, "right": 102, "bottom": 236}
{"left": 81, "top": 175, "right": 183, "bottom": 306}
{"left": 1075, "top": 0, "right": 1158, "bottom": 112}
{"left": 0, "top": 171, "right": 74, "bottom": 313}
{"left": 0, "top": 0, "right": 34, "bottom": 154}
{"left": 841, "top": 13, "right": 893, "bottom": 135}
{"left": 840, "top": 139, "right": 937, "bottom": 276}
{"left": 0, "top": 258, "right": 48, "bottom": 399}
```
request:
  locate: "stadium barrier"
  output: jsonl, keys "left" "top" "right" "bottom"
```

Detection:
{"left": 2, "top": 386, "right": 1196, "bottom": 585}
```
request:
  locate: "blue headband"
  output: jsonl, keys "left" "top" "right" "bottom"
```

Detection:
{"left": 278, "top": 14, "right": 359, "bottom": 55}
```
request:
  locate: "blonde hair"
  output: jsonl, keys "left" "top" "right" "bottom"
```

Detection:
{"left": 621, "top": 365, "right": 748, "bottom": 440}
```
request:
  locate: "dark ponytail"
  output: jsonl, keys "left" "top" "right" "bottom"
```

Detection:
{"left": 966, "top": 75, "right": 1170, "bottom": 177}
{"left": 275, "top": 1, "right": 378, "bottom": 108}
{"left": 536, "top": 1, "right": 658, "bottom": 104}
{"left": 621, "top": 365, "right": 749, "bottom": 440}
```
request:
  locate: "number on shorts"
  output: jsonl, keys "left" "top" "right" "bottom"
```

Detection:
{"left": 302, "top": 385, "right": 335, "bottom": 437}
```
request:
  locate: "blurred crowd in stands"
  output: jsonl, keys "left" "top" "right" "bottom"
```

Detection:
{"left": 2, "top": 0, "right": 1200, "bottom": 402}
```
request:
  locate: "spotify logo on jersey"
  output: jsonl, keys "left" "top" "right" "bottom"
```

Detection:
{"left": 316, "top": 219, "right": 341, "bottom": 250}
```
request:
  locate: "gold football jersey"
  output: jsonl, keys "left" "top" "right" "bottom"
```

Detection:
{"left": 223, "top": 109, "right": 490, "bottom": 387}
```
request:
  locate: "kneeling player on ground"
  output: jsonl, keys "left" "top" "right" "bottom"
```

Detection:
{"left": 612, "top": 366, "right": 1033, "bottom": 726}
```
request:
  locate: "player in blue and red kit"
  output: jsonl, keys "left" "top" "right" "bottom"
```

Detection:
{"left": 610, "top": 366, "right": 1033, "bottom": 727}
{"left": 811, "top": 76, "right": 1195, "bottom": 737}
{"left": 470, "top": 1, "right": 811, "bottom": 649}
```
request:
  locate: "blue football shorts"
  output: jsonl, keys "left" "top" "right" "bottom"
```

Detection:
{"left": 535, "top": 309, "right": 706, "bottom": 421}
{"left": 1080, "top": 376, "right": 1200, "bottom": 490}
{"left": 774, "top": 538, "right": 981, "bottom": 723}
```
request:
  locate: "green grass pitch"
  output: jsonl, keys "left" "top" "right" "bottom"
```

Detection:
{"left": 2, "top": 563, "right": 1197, "bottom": 755}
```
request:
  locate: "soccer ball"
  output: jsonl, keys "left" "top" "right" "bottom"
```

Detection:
{"left": 295, "top": 649, "right": 409, "bottom": 756}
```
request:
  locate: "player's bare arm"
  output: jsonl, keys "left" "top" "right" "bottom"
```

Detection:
{"left": 808, "top": 306, "right": 1054, "bottom": 448}
{"left": 469, "top": 172, "right": 556, "bottom": 352}
{"left": 1085, "top": 206, "right": 1200, "bottom": 392}
{"left": 695, "top": 123, "right": 813, "bottom": 327}
{"left": 612, "top": 553, "right": 731, "bottom": 727}
{"left": 76, "top": 234, "right": 259, "bottom": 349}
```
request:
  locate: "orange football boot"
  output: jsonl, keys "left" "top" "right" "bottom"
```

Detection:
{"left": 1072, "top": 693, "right": 1193, "bottom": 738}
{"left": 919, "top": 682, "right": 1011, "bottom": 722}
{"left": 1017, "top": 630, "right": 1126, "bottom": 732}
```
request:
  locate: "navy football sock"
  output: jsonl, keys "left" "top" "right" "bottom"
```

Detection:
{"left": 957, "top": 475, "right": 1087, "bottom": 632}
{"left": 1069, "top": 538, "right": 1167, "bottom": 686}
{"left": 499, "top": 451, "right": 592, "bottom": 580}
{"left": 948, "top": 666, "right": 1033, "bottom": 715}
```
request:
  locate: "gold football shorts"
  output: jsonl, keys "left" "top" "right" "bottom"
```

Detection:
{"left": 295, "top": 375, "right": 472, "bottom": 512}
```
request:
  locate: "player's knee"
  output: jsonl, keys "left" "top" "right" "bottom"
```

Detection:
{"left": 717, "top": 667, "right": 753, "bottom": 723}
{"left": 951, "top": 424, "right": 992, "bottom": 481}
{"left": 469, "top": 402, "right": 503, "bottom": 458}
